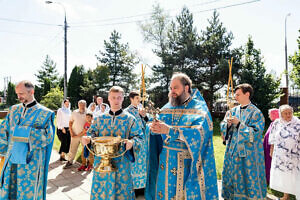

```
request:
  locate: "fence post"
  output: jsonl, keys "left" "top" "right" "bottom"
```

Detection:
{"left": 280, "top": 87, "right": 289, "bottom": 105}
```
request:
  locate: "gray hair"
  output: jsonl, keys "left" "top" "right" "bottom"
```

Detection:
{"left": 78, "top": 100, "right": 86, "bottom": 105}
{"left": 16, "top": 80, "right": 34, "bottom": 91}
{"left": 279, "top": 104, "right": 293, "bottom": 113}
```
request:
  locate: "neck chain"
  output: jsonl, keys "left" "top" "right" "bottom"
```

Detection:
{"left": 171, "top": 97, "right": 191, "bottom": 126}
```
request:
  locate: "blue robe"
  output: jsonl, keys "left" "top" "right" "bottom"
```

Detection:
{"left": 221, "top": 103, "right": 266, "bottom": 199}
{"left": 124, "top": 105, "right": 148, "bottom": 189}
{"left": 146, "top": 89, "right": 219, "bottom": 200}
{"left": 87, "top": 110, "right": 143, "bottom": 200}
{"left": 0, "top": 103, "right": 55, "bottom": 200}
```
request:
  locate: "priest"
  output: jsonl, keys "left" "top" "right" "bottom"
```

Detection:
{"left": 0, "top": 80, "right": 55, "bottom": 200}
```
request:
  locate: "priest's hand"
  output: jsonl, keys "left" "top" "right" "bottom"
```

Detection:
{"left": 138, "top": 108, "right": 147, "bottom": 118}
{"left": 150, "top": 120, "right": 170, "bottom": 134}
{"left": 125, "top": 139, "right": 134, "bottom": 150}
{"left": 227, "top": 116, "right": 239, "bottom": 126}
{"left": 82, "top": 136, "right": 91, "bottom": 146}
{"left": 231, "top": 116, "right": 240, "bottom": 125}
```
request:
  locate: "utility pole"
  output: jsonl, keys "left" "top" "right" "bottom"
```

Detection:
{"left": 46, "top": 1, "right": 68, "bottom": 99}
{"left": 64, "top": 12, "right": 68, "bottom": 100}
{"left": 285, "top": 13, "right": 291, "bottom": 90}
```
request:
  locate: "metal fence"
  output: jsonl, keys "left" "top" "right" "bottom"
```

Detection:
{"left": 289, "top": 86, "right": 300, "bottom": 112}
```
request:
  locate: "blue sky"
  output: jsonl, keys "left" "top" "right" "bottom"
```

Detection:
{"left": 0, "top": 0, "right": 299, "bottom": 91}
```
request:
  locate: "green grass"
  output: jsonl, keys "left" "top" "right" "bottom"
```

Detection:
{"left": 53, "top": 129, "right": 83, "bottom": 163}
{"left": 212, "top": 118, "right": 226, "bottom": 179}
{"left": 213, "top": 135, "right": 225, "bottom": 179}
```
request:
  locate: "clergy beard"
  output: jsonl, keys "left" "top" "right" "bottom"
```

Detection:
{"left": 169, "top": 92, "right": 188, "bottom": 107}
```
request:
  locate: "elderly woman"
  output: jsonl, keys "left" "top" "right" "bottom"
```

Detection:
{"left": 87, "top": 102, "right": 97, "bottom": 116}
{"left": 269, "top": 105, "right": 300, "bottom": 200}
{"left": 263, "top": 108, "right": 279, "bottom": 185}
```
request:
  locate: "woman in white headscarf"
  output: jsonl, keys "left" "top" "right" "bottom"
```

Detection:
{"left": 87, "top": 102, "right": 97, "bottom": 117}
{"left": 269, "top": 104, "right": 300, "bottom": 200}
{"left": 56, "top": 99, "right": 72, "bottom": 161}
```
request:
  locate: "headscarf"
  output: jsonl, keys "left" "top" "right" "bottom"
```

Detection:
{"left": 278, "top": 105, "right": 298, "bottom": 125}
{"left": 269, "top": 108, "right": 279, "bottom": 121}
{"left": 87, "top": 102, "right": 96, "bottom": 111}
{"left": 61, "top": 99, "right": 71, "bottom": 114}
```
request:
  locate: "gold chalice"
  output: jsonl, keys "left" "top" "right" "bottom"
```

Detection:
{"left": 85, "top": 136, "right": 127, "bottom": 172}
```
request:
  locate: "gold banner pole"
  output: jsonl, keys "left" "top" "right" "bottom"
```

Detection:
{"left": 226, "top": 57, "right": 234, "bottom": 117}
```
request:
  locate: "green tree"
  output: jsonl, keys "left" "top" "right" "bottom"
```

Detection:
{"left": 40, "top": 87, "right": 64, "bottom": 110}
{"left": 166, "top": 7, "right": 198, "bottom": 72}
{"left": 68, "top": 65, "right": 85, "bottom": 108}
{"left": 35, "top": 55, "right": 59, "bottom": 100}
{"left": 198, "top": 10, "right": 240, "bottom": 110}
{"left": 238, "top": 36, "right": 281, "bottom": 117}
{"left": 139, "top": 4, "right": 173, "bottom": 106}
{"left": 6, "top": 82, "right": 17, "bottom": 106}
{"left": 96, "top": 30, "right": 138, "bottom": 93}
{"left": 80, "top": 66, "right": 110, "bottom": 105}
{"left": 289, "top": 29, "right": 300, "bottom": 87}
{"left": 91, "top": 65, "right": 110, "bottom": 95}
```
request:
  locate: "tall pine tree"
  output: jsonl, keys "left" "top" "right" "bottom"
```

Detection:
{"left": 198, "top": 10, "right": 240, "bottom": 110}
{"left": 68, "top": 65, "right": 85, "bottom": 108}
{"left": 238, "top": 36, "right": 281, "bottom": 117}
{"left": 96, "top": 30, "right": 137, "bottom": 93}
{"left": 35, "top": 55, "right": 59, "bottom": 100}
{"left": 6, "top": 82, "right": 17, "bottom": 106}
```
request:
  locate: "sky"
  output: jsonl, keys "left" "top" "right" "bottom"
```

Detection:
{"left": 0, "top": 0, "right": 299, "bottom": 92}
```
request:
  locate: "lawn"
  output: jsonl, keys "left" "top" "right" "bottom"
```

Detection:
{"left": 212, "top": 118, "right": 226, "bottom": 179}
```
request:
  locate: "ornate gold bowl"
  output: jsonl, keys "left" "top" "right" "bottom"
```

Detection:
{"left": 86, "top": 136, "right": 127, "bottom": 172}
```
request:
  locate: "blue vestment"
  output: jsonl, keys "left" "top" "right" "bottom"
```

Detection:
{"left": 87, "top": 110, "right": 143, "bottom": 200}
{"left": 221, "top": 103, "right": 267, "bottom": 199}
{"left": 146, "top": 89, "right": 219, "bottom": 200}
{"left": 124, "top": 105, "right": 148, "bottom": 189}
{"left": 0, "top": 103, "right": 55, "bottom": 200}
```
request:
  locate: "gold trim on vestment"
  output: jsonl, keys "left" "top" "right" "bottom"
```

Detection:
{"left": 233, "top": 193, "right": 267, "bottom": 200}
{"left": 196, "top": 126, "right": 206, "bottom": 200}
{"left": 176, "top": 151, "right": 191, "bottom": 200}
{"left": 165, "top": 149, "right": 169, "bottom": 200}
{"left": 163, "top": 146, "right": 189, "bottom": 152}
{"left": 161, "top": 108, "right": 206, "bottom": 115}
{"left": 161, "top": 109, "right": 213, "bottom": 131}
{"left": 171, "top": 125, "right": 202, "bottom": 129}
{"left": 12, "top": 136, "right": 29, "bottom": 143}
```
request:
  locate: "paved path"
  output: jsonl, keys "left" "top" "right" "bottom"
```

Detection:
{"left": 46, "top": 151, "right": 92, "bottom": 200}
{"left": 46, "top": 150, "right": 276, "bottom": 200}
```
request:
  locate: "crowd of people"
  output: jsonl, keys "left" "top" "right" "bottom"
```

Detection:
{"left": 0, "top": 73, "right": 299, "bottom": 200}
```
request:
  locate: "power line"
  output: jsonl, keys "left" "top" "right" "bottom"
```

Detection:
{"left": 193, "top": 0, "right": 260, "bottom": 14}
{"left": 0, "top": 17, "right": 61, "bottom": 27}
{"left": 0, "top": 30, "right": 50, "bottom": 37}
{"left": 0, "top": 0, "right": 260, "bottom": 29}
{"left": 69, "top": 0, "right": 223, "bottom": 25}
{"left": 71, "top": 0, "right": 260, "bottom": 28}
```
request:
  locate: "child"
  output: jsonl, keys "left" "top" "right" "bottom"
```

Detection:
{"left": 77, "top": 112, "right": 94, "bottom": 171}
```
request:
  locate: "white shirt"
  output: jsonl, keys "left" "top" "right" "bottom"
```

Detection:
{"left": 56, "top": 108, "right": 71, "bottom": 129}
